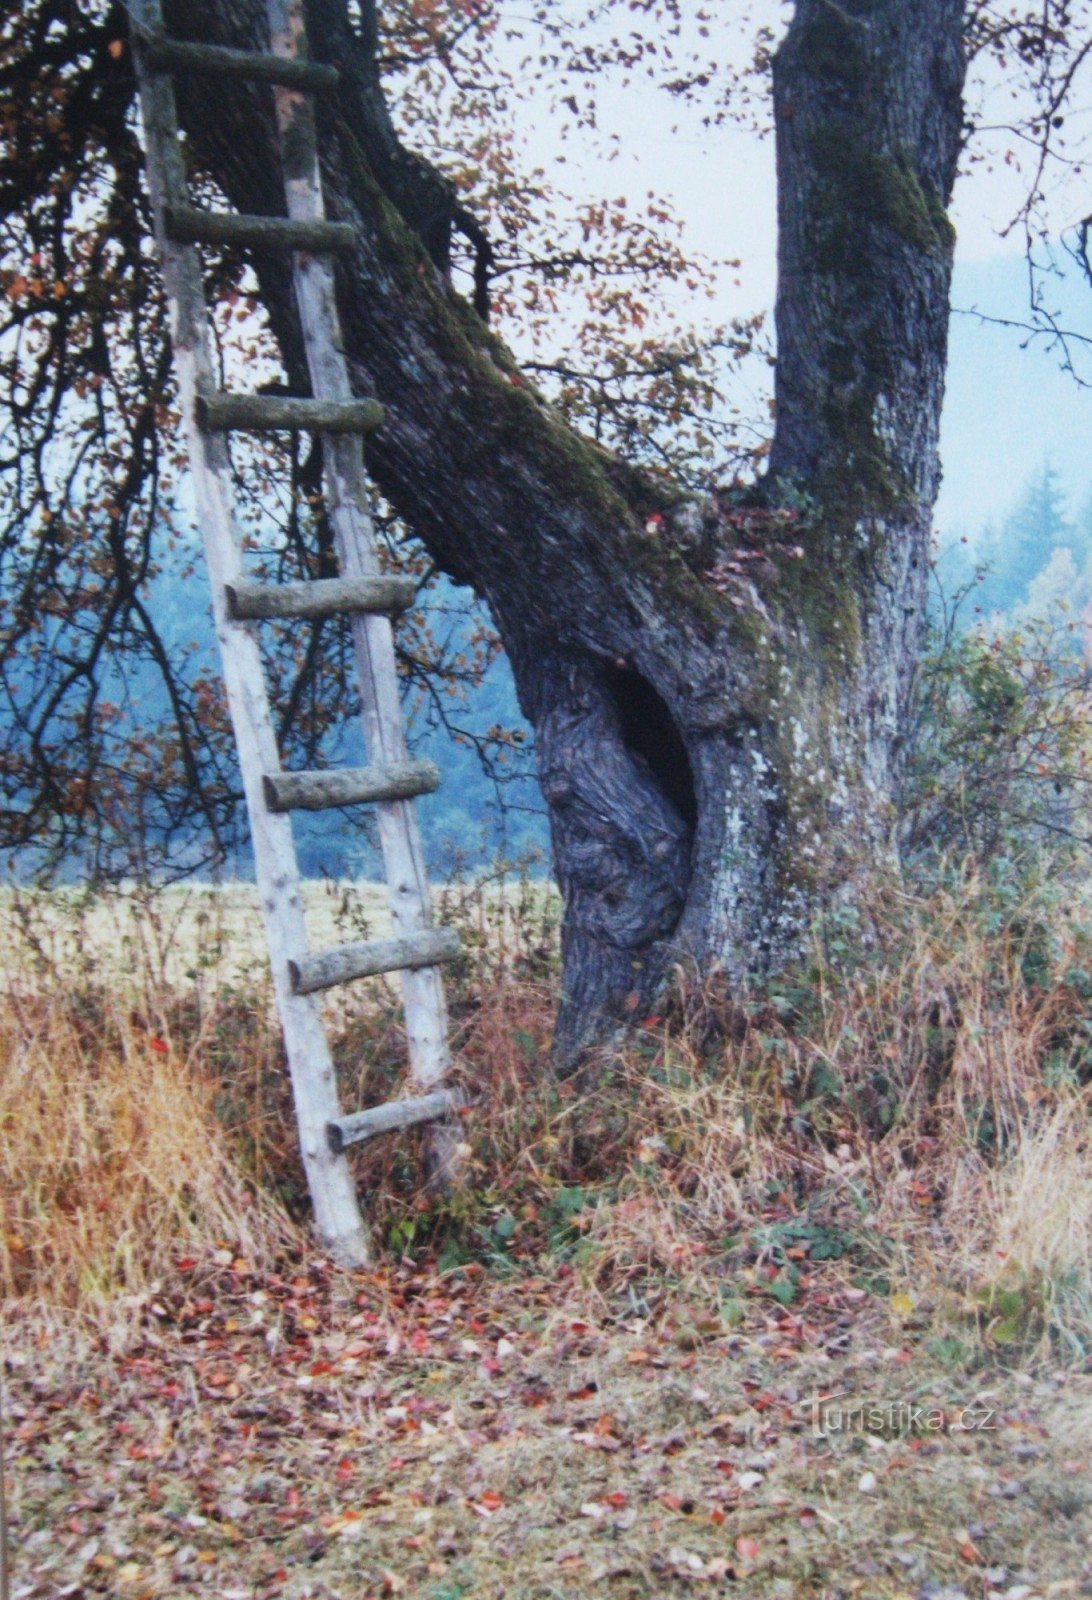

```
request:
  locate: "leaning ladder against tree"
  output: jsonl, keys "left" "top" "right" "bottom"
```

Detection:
{"left": 128, "top": 0, "right": 464, "bottom": 1266}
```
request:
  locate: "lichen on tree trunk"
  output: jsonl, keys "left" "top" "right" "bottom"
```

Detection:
{"left": 164, "top": 0, "right": 967, "bottom": 1065}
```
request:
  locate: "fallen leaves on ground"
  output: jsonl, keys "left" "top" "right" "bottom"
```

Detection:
{"left": 5, "top": 1253, "right": 1092, "bottom": 1599}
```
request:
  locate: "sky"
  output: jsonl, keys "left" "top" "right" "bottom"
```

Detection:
{"left": 497, "top": 1, "right": 1092, "bottom": 538}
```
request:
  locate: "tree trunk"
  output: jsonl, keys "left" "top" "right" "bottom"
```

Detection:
{"left": 162, "top": 0, "right": 966, "bottom": 1064}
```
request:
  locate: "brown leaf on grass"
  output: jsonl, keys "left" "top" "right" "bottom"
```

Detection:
{"left": 956, "top": 1531, "right": 984, "bottom": 1564}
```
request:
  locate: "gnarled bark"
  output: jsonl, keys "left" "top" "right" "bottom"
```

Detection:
{"left": 156, "top": 0, "right": 967, "bottom": 1063}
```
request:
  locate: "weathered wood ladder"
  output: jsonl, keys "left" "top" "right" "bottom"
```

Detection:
{"left": 129, "top": 0, "right": 463, "bottom": 1266}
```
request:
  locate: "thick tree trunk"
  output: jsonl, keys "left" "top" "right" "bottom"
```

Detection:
{"left": 162, "top": 0, "right": 966, "bottom": 1064}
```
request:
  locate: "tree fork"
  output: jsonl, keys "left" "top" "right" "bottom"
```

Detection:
{"left": 157, "top": 0, "right": 967, "bottom": 1060}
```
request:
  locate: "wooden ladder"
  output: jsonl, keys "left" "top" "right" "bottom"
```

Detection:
{"left": 129, "top": 0, "right": 463, "bottom": 1267}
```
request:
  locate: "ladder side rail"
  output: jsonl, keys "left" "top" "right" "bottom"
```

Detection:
{"left": 129, "top": 0, "right": 371, "bottom": 1265}
{"left": 266, "top": 0, "right": 460, "bottom": 1179}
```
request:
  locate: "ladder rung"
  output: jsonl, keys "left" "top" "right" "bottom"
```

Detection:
{"left": 142, "top": 34, "right": 340, "bottom": 92}
{"left": 197, "top": 394, "right": 384, "bottom": 434}
{"left": 263, "top": 759, "right": 440, "bottom": 813}
{"left": 327, "top": 1088, "right": 465, "bottom": 1154}
{"left": 164, "top": 203, "right": 355, "bottom": 255}
{"left": 227, "top": 575, "right": 417, "bottom": 621}
{"left": 290, "top": 928, "right": 460, "bottom": 996}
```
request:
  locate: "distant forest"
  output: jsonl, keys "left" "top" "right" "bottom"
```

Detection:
{"left": 939, "top": 461, "right": 1092, "bottom": 628}
{"left": 12, "top": 462, "right": 1088, "bottom": 884}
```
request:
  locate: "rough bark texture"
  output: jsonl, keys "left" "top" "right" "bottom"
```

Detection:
{"left": 154, "top": 0, "right": 967, "bottom": 1064}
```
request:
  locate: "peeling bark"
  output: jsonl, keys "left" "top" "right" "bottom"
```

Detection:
{"left": 154, "top": 0, "right": 967, "bottom": 1063}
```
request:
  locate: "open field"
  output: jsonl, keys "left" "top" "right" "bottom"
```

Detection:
{"left": 3, "top": 873, "right": 1092, "bottom": 1598}
{"left": 0, "top": 877, "right": 560, "bottom": 996}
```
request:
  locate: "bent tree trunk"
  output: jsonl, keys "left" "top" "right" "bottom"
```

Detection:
{"left": 164, "top": 0, "right": 966, "bottom": 1063}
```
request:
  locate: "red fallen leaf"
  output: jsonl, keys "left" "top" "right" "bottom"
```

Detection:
{"left": 478, "top": 1490, "right": 504, "bottom": 1513}
{"left": 148, "top": 1036, "right": 169, "bottom": 1055}
{"left": 604, "top": 1491, "right": 628, "bottom": 1509}
{"left": 710, "top": 1507, "right": 726, "bottom": 1525}
{"left": 335, "top": 1458, "right": 355, "bottom": 1481}
{"left": 659, "top": 1492, "right": 684, "bottom": 1511}
{"left": 568, "top": 1382, "right": 598, "bottom": 1401}
{"left": 625, "top": 1348, "right": 652, "bottom": 1365}
{"left": 957, "top": 1535, "right": 984, "bottom": 1565}
{"left": 642, "top": 1014, "right": 663, "bottom": 1028}
{"left": 285, "top": 1487, "right": 301, "bottom": 1510}
{"left": 735, "top": 1535, "right": 760, "bottom": 1560}
{"left": 715, "top": 1459, "right": 734, "bottom": 1476}
{"left": 751, "top": 1393, "right": 776, "bottom": 1412}
{"left": 310, "top": 1360, "right": 334, "bottom": 1376}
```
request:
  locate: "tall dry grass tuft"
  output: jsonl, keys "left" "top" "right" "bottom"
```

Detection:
{"left": 0, "top": 982, "right": 298, "bottom": 1323}
{"left": 949, "top": 1096, "right": 1092, "bottom": 1359}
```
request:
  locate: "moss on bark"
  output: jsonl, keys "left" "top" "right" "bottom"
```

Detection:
{"left": 809, "top": 125, "right": 955, "bottom": 268}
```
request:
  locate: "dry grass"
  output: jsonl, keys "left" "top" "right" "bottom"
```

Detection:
{"left": 5, "top": 866, "right": 1092, "bottom": 1597}
{"left": 0, "top": 871, "right": 560, "bottom": 1330}
{"left": 0, "top": 873, "right": 559, "bottom": 996}
{"left": 989, "top": 1100, "right": 1092, "bottom": 1286}
{"left": 0, "top": 983, "right": 298, "bottom": 1325}
{"left": 954, "top": 1096, "right": 1092, "bottom": 1358}
{"left": 2, "top": 861, "right": 1090, "bottom": 1364}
